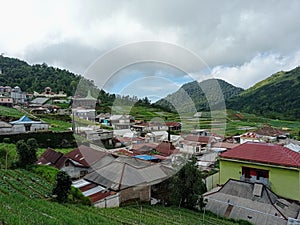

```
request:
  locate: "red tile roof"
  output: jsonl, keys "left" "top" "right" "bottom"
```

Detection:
{"left": 220, "top": 142, "right": 300, "bottom": 168}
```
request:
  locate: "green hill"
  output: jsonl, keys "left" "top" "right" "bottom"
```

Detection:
{"left": 0, "top": 56, "right": 81, "bottom": 96}
{"left": 0, "top": 168, "right": 244, "bottom": 225}
{"left": 155, "top": 79, "right": 244, "bottom": 113}
{"left": 227, "top": 66, "right": 300, "bottom": 120}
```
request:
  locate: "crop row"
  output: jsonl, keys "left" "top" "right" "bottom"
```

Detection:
{"left": 0, "top": 170, "right": 50, "bottom": 198}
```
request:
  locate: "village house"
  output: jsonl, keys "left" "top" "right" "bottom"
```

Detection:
{"left": 37, "top": 145, "right": 115, "bottom": 179}
{"left": 132, "top": 121, "right": 181, "bottom": 133}
{"left": 109, "top": 115, "right": 133, "bottom": 130}
{"left": 72, "top": 179, "right": 119, "bottom": 208}
{"left": 84, "top": 128, "right": 113, "bottom": 146}
{"left": 0, "top": 95, "right": 13, "bottom": 107}
{"left": 180, "top": 135, "right": 217, "bottom": 155}
{"left": 33, "top": 87, "right": 67, "bottom": 98}
{"left": 0, "top": 85, "right": 12, "bottom": 93}
{"left": 255, "top": 125, "right": 289, "bottom": 141}
{"left": 219, "top": 142, "right": 300, "bottom": 201}
{"left": 83, "top": 157, "right": 175, "bottom": 206}
{"left": 72, "top": 90, "right": 98, "bottom": 121}
{"left": 10, "top": 86, "right": 29, "bottom": 104}
{"left": 10, "top": 115, "right": 49, "bottom": 132}
{"left": 204, "top": 179, "right": 300, "bottom": 225}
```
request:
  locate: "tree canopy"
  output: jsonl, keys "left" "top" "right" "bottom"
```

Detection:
{"left": 16, "top": 138, "right": 38, "bottom": 167}
{"left": 52, "top": 171, "right": 72, "bottom": 203}
{"left": 153, "top": 156, "right": 207, "bottom": 211}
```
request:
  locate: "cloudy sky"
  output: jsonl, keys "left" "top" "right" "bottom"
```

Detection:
{"left": 1, "top": 0, "right": 300, "bottom": 101}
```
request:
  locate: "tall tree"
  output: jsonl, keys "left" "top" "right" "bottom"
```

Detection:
{"left": 52, "top": 171, "right": 72, "bottom": 203}
{"left": 26, "top": 138, "right": 38, "bottom": 164}
{"left": 170, "top": 156, "right": 207, "bottom": 210}
{"left": 16, "top": 139, "right": 38, "bottom": 167}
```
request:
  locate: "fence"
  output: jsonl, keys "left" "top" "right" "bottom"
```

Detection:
{"left": 205, "top": 172, "right": 220, "bottom": 191}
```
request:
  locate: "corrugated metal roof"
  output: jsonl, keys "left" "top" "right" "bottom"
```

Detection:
{"left": 82, "top": 186, "right": 106, "bottom": 196}
{"left": 84, "top": 157, "right": 175, "bottom": 191}
{"left": 30, "top": 97, "right": 49, "bottom": 105}
{"left": 72, "top": 179, "right": 91, "bottom": 188}
{"left": 10, "top": 115, "right": 43, "bottom": 124}
{"left": 65, "top": 145, "right": 110, "bottom": 167}
{"left": 204, "top": 179, "right": 300, "bottom": 225}
{"left": 134, "top": 155, "right": 158, "bottom": 161}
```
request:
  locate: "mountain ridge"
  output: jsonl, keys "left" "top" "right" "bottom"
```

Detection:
{"left": 155, "top": 78, "right": 244, "bottom": 113}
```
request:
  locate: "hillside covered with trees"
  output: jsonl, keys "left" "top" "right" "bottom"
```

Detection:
{"left": 0, "top": 56, "right": 81, "bottom": 96}
{"left": 227, "top": 66, "right": 300, "bottom": 120}
{"left": 155, "top": 79, "right": 244, "bottom": 113}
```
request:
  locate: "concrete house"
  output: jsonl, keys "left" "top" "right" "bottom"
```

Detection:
{"left": 10, "top": 115, "right": 49, "bottom": 132}
{"left": 110, "top": 115, "right": 132, "bottom": 130}
{"left": 219, "top": 142, "right": 300, "bottom": 201}
{"left": 37, "top": 145, "right": 114, "bottom": 179}
{"left": 84, "top": 157, "right": 175, "bottom": 205}
{"left": 72, "top": 90, "right": 98, "bottom": 121}
{"left": 204, "top": 179, "right": 300, "bottom": 225}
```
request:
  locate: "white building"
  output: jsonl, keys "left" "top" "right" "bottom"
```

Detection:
{"left": 10, "top": 115, "right": 49, "bottom": 132}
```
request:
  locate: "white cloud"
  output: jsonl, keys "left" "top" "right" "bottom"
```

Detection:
{"left": 208, "top": 51, "right": 300, "bottom": 88}
{"left": 0, "top": 0, "right": 300, "bottom": 96}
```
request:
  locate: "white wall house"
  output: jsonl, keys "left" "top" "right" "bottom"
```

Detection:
{"left": 10, "top": 116, "right": 49, "bottom": 133}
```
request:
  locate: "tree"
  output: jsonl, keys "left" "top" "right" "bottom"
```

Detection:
{"left": 170, "top": 156, "right": 207, "bottom": 210}
{"left": 16, "top": 139, "right": 38, "bottom": 167}
{"left": 26, "top": 138, "right": 38, "bottom": 163}
{"left": 52, "top": 171, "right": 72, "bottom": 203}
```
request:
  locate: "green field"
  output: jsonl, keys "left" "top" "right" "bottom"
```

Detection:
{"left": 0, "top": 168, "right": 245, "bottom": 225}
{"left": 0, "top": 105, "right": 26, "bottom": 118}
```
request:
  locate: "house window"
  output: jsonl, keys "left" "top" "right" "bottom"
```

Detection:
{"left": 196, "top": 146, "right": 200, "bottom": 152}
{"left": 65, "top": 161, "right": 69, "bottom": 167}
{"left": 242, "top": 167, "right": 269, "bottom": 180}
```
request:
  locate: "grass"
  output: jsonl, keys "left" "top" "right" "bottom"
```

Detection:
{"left": 0, "top": 105, "right": 25, "bottom": 118}
{"left": 42, "top": 118, "right": 72, "bottom": 131}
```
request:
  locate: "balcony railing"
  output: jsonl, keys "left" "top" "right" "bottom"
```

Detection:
{"left": 240, "top": 175, "right": 270, "bottom": 187}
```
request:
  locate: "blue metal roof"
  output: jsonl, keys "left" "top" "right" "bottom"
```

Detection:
{"left": 10, "top": 115, "right": 42, "bottom": 124}
{"left": 134, "top": 155, "right": 159, "bottom": 161}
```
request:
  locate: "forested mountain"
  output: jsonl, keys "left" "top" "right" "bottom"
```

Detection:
{"left": 0, "top": 56, "right": 119, "bottom": 105}
{"left": 155, "top": 79, "right": 244, "bottom": 113}
{"left": 0, "top": 56, "right": 81, "bottom": 96}
{"left": 227, "top": 66, "right": 300, "bottom": 120}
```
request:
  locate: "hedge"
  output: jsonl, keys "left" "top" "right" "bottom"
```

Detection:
{"left": 0, "top": 131, "right": 77, "bottom": 148}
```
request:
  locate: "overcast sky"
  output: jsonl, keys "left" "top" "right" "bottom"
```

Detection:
{"left": 1, "top": 0, "right": 300, "bottom": 101}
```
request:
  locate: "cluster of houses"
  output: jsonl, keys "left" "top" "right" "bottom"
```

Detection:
{"left": 36, "top": 119, "right": 300, "bottom": 224}
{"left": 1, "top": 86, "right": 300, "bottom": 223}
